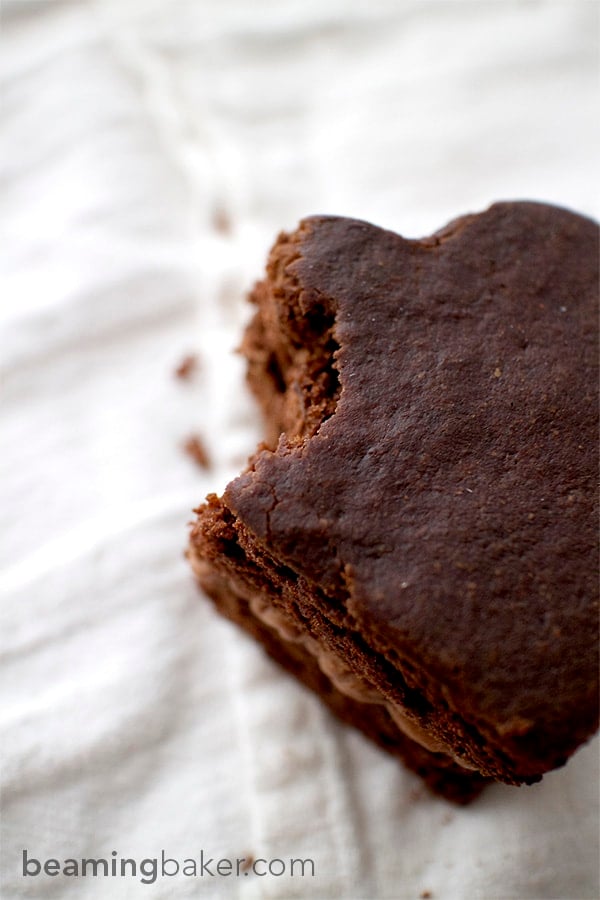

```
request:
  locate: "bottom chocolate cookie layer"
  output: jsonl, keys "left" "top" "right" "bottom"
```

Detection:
{"left": 191, "top": 551, "right": 490, "bottom": 804}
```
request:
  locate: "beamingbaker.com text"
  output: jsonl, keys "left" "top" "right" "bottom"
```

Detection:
{"left": 22, "top": 849, "right": 315, "bottom": 885}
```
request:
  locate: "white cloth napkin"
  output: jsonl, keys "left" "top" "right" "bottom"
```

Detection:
{"left": 1, "top": 1, "right": 598, "bottom": 897}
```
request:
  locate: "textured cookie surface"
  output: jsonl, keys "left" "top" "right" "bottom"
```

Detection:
{"left": 191, "top": 202, "right": 599, "bottom": 796}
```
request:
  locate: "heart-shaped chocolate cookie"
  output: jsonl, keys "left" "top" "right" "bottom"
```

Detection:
{"left": 190, "top": 202, "right": 599, "bottom": 803}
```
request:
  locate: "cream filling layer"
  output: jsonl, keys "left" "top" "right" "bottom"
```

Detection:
{"left": 247, "top": 595, "right": 456, "bottom": 758}
{"left": 192, "top": 553, "right": 475, "bottom": 770}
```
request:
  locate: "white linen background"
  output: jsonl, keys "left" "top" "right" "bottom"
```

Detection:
{"left": 1, "top": 0, "right": 598, "bottom": 898}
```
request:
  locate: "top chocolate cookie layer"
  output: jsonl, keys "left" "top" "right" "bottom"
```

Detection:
{"left": 226, "top": 202, "right": 599, "bottom": 779}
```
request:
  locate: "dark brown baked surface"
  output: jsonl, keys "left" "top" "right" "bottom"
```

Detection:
{"left": 190, "top": 202, "right": 599, "bottom": 801}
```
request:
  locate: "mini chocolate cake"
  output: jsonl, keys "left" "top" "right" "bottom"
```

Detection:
{"left": 189, "top": 202, "right": 599, "bottom": 803}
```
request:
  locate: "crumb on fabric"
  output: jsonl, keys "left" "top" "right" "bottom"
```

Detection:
{"left": 239, "top": 854, "right": 254, "bottom": 873}
{"left": 174, "top": 354, "right": 199, "bottom": 381}
{"left": 183, "top": 434, "right": 211, "bottom": 469}
{"left": 212, "top": 207, "right": 232, "bottom": 235}
{"left": 420, "top": 891, "right": 433, "bottom": 899}
{"left": 408, "top": 785, "right": 427, "bottom": 803}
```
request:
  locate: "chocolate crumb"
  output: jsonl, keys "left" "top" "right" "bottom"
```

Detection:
{"left": 240, "top": 854, "right": 254, "bottom": 873}
{"left": 212, "top": 207, "right": 232, "bottom": 235}
{"left": 183, "top": 435, "right": 210, "bottom": 469}
{"left": 420, "top": 891, "right": 432, "bottom": 899}
{"left": 408, "top": 785, "right": 427, "bottom": 803}
{"left": 174, "top": 354, "right": 199, "bottom": 381}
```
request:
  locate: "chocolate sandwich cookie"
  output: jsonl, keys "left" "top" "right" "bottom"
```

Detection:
{"left": 189, "top": 202, "right": 599, "bottom": 803}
